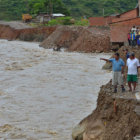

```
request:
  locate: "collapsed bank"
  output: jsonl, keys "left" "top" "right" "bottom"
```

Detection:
{"left": 0, "top": 22, "right": 112, "bottom": 53}
{"left": 0, "top": 21, "right": 140, "bottom": 140}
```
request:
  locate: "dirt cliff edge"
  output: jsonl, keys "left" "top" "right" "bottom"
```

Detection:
{"left": 72, "top": 81, "right": 140, "bottom": 140}
{"left": 0, "top": 22, "right": 56, "bottom": 42}
{"left": 40, "top": 26, "right": 111, "bottom": 53}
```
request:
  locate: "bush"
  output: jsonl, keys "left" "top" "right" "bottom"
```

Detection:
{"left": 47, "top": 16, "right": 73, "bottom": 26}
{"left": 74, "top": 19, "right": 89, "bottom": 26}
{"left": 47, "top": 17, "right": 89, "bottom": 26}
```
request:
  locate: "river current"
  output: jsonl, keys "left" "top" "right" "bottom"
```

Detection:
{"left": 0, "top": 40, "right": 111, "bottom": 140}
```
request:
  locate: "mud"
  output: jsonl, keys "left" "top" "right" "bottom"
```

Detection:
{"left": 40, "top": 26, "right": 111, "bottom": 53}
{"left": 73, "top": 46, "right": 140, "bottom": 140}
{"left": 73, "top": 81, "right": 140, "bottom": 140}
{"left": 0, "top": 22, "right": 111, "bottom": 53}
{"left": 0, "top": 22, "right": 56, "bottom": 41}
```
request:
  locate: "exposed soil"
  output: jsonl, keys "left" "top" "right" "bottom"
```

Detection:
{"left": 40, "top": 26, "right": 111, "bottom": 53}
{"left": 72, "top": 47, "right": 140, "bottom": 140}
{"left": 0, "top": 22, "right": 112, "bottom": 53}
{"left": 72, "top": 81, "right": 140, "bottom": 140}
{"left": 1, "top": 21, "right": 140, "bottom": 140}
{"left": 0, "top": 21, "right": 56, "bottom": 41}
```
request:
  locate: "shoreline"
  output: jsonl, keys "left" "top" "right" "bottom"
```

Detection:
{"left": 72, "top": 46, "right": 140, "bottom": 140}
{"left": 1, "top": 22, "right": 140, "bottom": 140}
{"left": 0, "top": 22, "right": 112, "bottom": 53}
{"left": 0, "top": 39, "right": 112, "bottom": 139}
{"left": 72, "top": 80, "right": 140, "bottom": 140}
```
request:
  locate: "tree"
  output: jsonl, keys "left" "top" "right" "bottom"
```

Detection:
{"left": 0, "top": 0, "right": 70, "bottom": 20}
{"left": 62, "top": 0, "right": 138, "bottom": 18}
{"left": 29, "top": 0, "right": 70, "bottom": 15}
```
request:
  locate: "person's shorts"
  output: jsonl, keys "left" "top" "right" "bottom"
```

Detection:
{"left": 127, "top": 75, "right": 138, "bottom": 82}
{"left": 112, "top": 71, "right": 123, "bottom": 86}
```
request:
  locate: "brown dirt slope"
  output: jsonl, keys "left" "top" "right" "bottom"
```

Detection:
{"left": 72, "top": 47, "right": 140, "bottom": 140}
{"left": 72, "top": 81, "right": 140, "bottom": 140}
{"left": 0, "top": 22, "right": 56, "bottom": 41}
{"left": 40, "top": 26, "right": 111, "bottom": 53}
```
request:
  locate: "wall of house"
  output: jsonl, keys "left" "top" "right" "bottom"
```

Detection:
{"left": 112, "top": 9, "right": 138, "bottom": 23}
{"left": 120, "top": 9, "right": 138, "bottom": 18}
{"left": 89, "top": 16, "right": 114, "bottom": 26}
{"left": 89, "top": 17, "right": 107, "bottom": 26}
{"left": 139, "top": 0, "right": 140, "bottom": 16}
{"left": 110, "top": 25, "right": 131, "bottom": 42}
{"left": 110, "top": 17, "right": 140, "bottom": 42}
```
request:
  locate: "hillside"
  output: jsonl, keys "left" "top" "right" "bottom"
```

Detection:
{"left": 63, "top": 0, "right": 138, "bottom": 18}
{"left": 0, "top": 0, "right": 69, "bottom": 21}
{"left": 0, "top": 0, "right": 138, "bottom": 20}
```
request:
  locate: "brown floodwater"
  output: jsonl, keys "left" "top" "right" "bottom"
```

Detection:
{"left": 0, "top": 40, "right": 112, "bottom": 140}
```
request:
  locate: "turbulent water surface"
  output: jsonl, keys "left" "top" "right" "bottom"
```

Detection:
{"left": 0, "top": 40, "right": 111, "bottom": 140}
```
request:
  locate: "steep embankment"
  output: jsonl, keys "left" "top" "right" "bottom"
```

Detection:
{"left": 0, "top": 21, "right": 56, "bottom": 42}
{"left": 72, "top": 81, "right": 140, "bottom": 140}
{"left": 0, "top": 22, "right": 111, "bottom": 53}
{"left": 40, "top": 26, "right": 111, "bottom": 53}
{"left": 72, "top": 47, "right": 140, "bottom": 140}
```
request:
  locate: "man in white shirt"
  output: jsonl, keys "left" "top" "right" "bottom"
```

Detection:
{"left": 127, "top": 53, "right": 140, "bottom": 92}
{"left": 131, "top": 26, "right": 137, "bottom": 33}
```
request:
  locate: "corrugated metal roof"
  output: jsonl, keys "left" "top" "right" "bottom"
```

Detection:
{"left": 52, "top": 14, "right": 65, "bottom": 17}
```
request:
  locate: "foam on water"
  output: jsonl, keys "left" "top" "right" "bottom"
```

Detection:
{"left": 0, "top": 39, "right": 112, "bottom": 139}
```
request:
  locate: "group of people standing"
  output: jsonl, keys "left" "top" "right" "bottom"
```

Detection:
{"left": 100, "top": 51, "right": 140, "bottom": 93}
{"left": 128, "top": 26, "right": 140, "bottom": 47}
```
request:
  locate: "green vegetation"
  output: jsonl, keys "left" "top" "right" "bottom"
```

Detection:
{"left": 28, "top": 0, "right": 70, "bottom": 15}
{"left": 47, "top": 16, "right": 89, "bottom": 26}
{"left": 0, "top": 0, "right": 27, "bottom": 20}
{"left": 47, "top": 17, "right": 73, "bottom": 26}
{"left": 62, "top": 0, "right": 138, "bottom": 18}
{"left": 0, "top": 0, "right": 69, "bottom": 20}
{"left": 0, "top": 0, "right": 138, "bottom": 21}
{"left": 74, "top": 19, "right": 89, "bottom": 26}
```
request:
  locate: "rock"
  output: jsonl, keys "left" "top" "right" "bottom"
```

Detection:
{"left": 111, "top": 44, "right": 120, "bottom": 52}
{"left": 83, "top": 120, "right": 105, "bottom": 140}
{"left": 102, "top": 62, "right": 112, "bottom": 70}
{"left": 72, "top": 124, "right": 86, "bottom": 140}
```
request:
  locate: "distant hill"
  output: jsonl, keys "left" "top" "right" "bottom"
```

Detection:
{"left": 62, "top": 0, "right": 138, "bottom": 18}
{"left": 0, "top": 0, "right": 69, "bottom": 21}
{"left": 0, "top": 0, "right": 138, "bottom": 20}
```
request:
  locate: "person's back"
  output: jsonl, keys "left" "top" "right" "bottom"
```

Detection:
{"left": 137, "top": 34, "right": 140, "bottom": 46}
{"left": 128, "top": 33, "right": 131, "bottom": 45}
{"left": 131, "top": 26, "right": 137, "bottom": 33}
{"left": 128, "top": 33, "right": 130, "bottom": 39}
{"left": 124, "top": 49, "right": 130, "bottom": 59}
{"left": 130, "top": 32, "right": 136, "bottom": 47}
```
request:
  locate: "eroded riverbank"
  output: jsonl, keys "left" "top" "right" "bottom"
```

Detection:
{"left": 0, "top": 40, "right": 111, "bottom": 139}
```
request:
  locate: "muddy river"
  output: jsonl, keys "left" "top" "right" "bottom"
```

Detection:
{"left": 0, "top": 40, "right": 111, "bottom": 140}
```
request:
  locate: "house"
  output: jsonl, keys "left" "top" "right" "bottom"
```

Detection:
{"left": 36, "top": 13, "right": 65, "bottom": 23}
{"left": 36, "top": 13, "right": 51, "bottom": 23}
{"left": 52, "top": 13, "right": 65, "bottom": 18}
{"left": 89, "top": 16, "right": 116, "bottom": 26}
{"left": 110, "top": 0, "right": 140, "bottom": 44}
